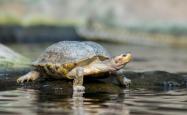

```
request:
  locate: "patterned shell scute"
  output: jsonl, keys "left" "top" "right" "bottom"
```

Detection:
{"left": 33, "top": 41, "right": 110, "bottom": 65}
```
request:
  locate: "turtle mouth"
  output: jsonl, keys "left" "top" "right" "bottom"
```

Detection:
{"left": 123, "top": 53, "right": 132, "bottom": 63}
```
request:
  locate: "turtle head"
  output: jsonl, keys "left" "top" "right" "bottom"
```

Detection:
{"left": 113, "top": 53, "right": 132, "bottom": 68}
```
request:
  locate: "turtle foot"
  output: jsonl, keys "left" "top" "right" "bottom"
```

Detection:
{"left": 73, "top": 86, "right": 85, "bottom": 98}
{"left": 17, "top": 75, "right": 31, "bottom": 83}
{"left": 17, "top": 71, "right": 40, "bottom": 83}
{"left": 73, "top": 86, "right": 85, "bottom": 92}
{"left": 123, "top": 77, "right": 131, "bottom": 87}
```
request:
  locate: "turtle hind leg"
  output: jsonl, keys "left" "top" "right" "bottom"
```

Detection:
{"left": 73, "top": 67, "right": 85, "bottom": 92}
{"left": 17, "top": 71, "right": 40, "bottom": 83}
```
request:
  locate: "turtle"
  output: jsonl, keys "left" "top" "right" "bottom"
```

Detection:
{"left": 17, "top": 41, "right": 132, "bottom": 91}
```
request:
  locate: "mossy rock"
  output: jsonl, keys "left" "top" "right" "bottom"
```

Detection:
{"left": 0, "top": 44, "right": 31, "bottom": 70}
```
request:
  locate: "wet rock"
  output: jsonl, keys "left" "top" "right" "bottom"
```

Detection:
{"left": 0, "top": 75, "right": 122, "bottom": 95}
{"left": 0, "top": 43, "right": 31, "bottom": 75}
{"left": 125, "top": 71, "right": 187, "bottom": 89}
{"left": 0, "top": 69, "right": 187, "bottom": 92}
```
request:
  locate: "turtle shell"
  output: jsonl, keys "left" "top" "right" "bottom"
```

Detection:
{"left": 33, "top": 41, "right": 111, "bottom": 66}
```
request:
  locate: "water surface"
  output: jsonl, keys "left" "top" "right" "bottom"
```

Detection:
{"left": 0, "top": 87, "right": 187, "bottom": 115}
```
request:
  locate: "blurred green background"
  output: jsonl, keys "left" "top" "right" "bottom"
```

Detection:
{"left": 0, "top": 0, "right": 187, "bottom": 46}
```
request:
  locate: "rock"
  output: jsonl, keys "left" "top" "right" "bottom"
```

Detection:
{"left": 0, "top": 74, "right": 122, "bottom": 94}
{"left": 125, "top": 71, "right": 187, "bottom": 89}
{"left": 0, "top": 43, "right": 31, "bottom": 75}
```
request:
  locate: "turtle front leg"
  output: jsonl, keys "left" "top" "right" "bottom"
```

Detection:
{"left": 73, "top": 67, "right": 85, "bottom": 92}
{"left": 114, "top": 69, "right": 131, "bottom": 87}
{"left": 17, "top": 71, "right": 40, "bottom": 83}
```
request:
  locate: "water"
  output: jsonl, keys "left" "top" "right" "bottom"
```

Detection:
{"left": 2, "top": 42, "right": 187, "bottom": 115}
{"left": 0, "top": 87, "right": 187, "bottom": 115}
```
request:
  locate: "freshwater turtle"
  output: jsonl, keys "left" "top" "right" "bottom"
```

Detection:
{"left": 17, "top": 41, "right": 132, "bottom": 91}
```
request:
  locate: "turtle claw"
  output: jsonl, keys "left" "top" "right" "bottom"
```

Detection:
{"left": 17, "top": 71, "right": 40, "bottom": 84}
{"left": 123, "top": 77, "right": 131, "bottom": 87}
{"left": 17, "top": 76, "right": 30, "bottom": 83}
{"left": 17, "top": 78, "right": 23, "bottom": 83}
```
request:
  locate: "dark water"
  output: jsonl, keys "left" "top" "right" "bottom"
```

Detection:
{"left": 2, "top": 42, "right": 187, "bottom": 115}
{"left": 0, "top": 87, "right": 187, "bottom": 115}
